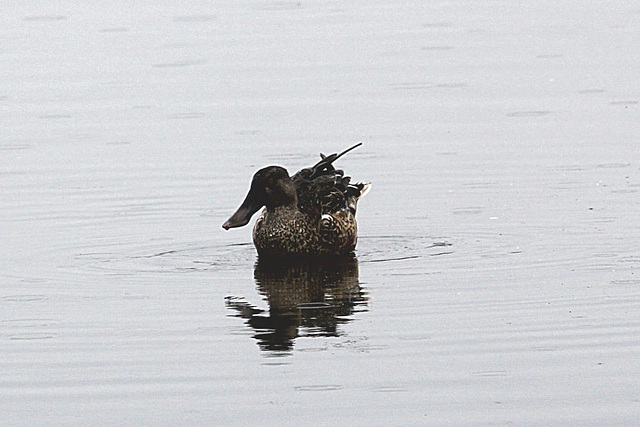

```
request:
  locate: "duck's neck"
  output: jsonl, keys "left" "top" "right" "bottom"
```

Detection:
{"left": 265, "top": 181, "right": 298, "bottom": 210}
{"left": 267, "top": 197, "right": 298, "bottom": 212}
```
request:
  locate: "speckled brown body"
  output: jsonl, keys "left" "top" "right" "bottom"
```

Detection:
{"left": 252, "top": 205, "right": 357, "bottom": 256}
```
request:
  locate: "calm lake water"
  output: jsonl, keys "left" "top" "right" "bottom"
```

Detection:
{"left": 2, "top": 1, "right": 640, "bottom": 425}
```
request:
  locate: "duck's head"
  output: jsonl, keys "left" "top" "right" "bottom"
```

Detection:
{"left": 222, "top": 166, "right": 297, "bottom": 230}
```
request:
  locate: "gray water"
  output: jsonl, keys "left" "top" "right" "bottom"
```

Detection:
{"left": 2, "top": 1, "right": 640, "bottom": 425}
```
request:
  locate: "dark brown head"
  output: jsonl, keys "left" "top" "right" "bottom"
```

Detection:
{"left": 222, "top": 166, "right": 297, "bottom": 230}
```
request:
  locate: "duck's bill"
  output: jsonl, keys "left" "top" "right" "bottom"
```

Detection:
{"left": 222, "top": 196, "right": 263, "bottom": 230}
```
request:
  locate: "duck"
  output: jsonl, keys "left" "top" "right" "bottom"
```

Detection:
{"left": 222, "top": 143, "right": 370, "bottom": 256}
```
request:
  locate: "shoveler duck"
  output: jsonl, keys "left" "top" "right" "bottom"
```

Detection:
{"left": 222, "top": 143, "right": 370, "bottom": 256}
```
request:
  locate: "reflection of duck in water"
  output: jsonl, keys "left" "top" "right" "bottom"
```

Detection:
{"left": 222, "top": 143, "right": 370, "bottom": 256}
{"left": 225, "top": 255, "right": 366, "bottom": 353}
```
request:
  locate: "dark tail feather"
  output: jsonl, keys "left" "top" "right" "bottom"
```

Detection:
{"left": 309, "top": 142, "right": 362, "bottom": 179}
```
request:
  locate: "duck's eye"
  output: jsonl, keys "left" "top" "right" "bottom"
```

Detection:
{"left": 267, "top": 178, "right": 274, "bottom": 184}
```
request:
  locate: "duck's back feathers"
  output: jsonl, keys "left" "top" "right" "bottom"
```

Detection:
{"left": 292, "top": 142, "right": 369, "bottom": 219}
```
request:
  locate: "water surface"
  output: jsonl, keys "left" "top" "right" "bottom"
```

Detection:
{"left": 2, "top": 0, "right": 640, "bottom": 425}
